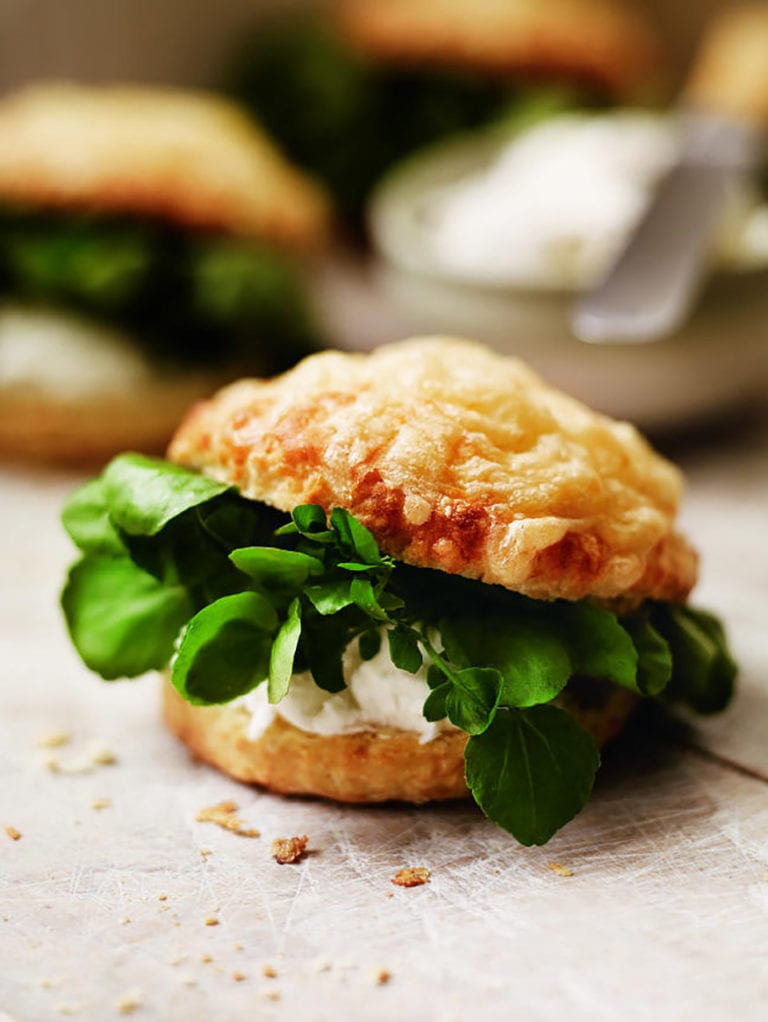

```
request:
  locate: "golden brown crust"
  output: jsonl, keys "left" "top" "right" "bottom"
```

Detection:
{"left": 169, "top": 337, "right": 697, "bottom": 603}
{"left": 334, "top": 0, "right": 660, "bottom": 96}
{"left": 162, "top": 678, "right": 638, "bottom": 803}
{"left": 0, "top": 83, "right": 329, "bottom": 250}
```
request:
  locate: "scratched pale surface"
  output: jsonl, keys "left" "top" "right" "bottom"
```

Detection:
{"left": 1, "top": 415, "right": 767, "bottom": 1022}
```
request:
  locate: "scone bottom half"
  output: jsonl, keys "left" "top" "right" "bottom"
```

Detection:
{"left": 60, "top": 338, "right": 737, "bottom": 846}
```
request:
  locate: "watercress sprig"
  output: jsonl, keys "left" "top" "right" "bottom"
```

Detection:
{"left": 61, "top": 454, "right": 737, "bottom": 846}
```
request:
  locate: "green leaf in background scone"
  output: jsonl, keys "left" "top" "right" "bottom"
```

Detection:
{"left": 62, "top": 555, "right": 192, "bottom": 679}
{"left": 61, "top": 476, "right": 124, "bottom": 555}
{"left": 172, "top": 591, "right": 278, "bottom": 705}
{"left": 465, "top": 705, "right": 600, "bottom": 845}
{"left": 103, "top": 454, "right": 233, "bottom": 537}
{"left": 268, "top": 598, "right": 302, "bottom": 704}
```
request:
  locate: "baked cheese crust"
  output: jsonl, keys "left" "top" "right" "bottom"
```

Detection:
{"left": 168, "top": 337, "right": 697, "bottom": 603}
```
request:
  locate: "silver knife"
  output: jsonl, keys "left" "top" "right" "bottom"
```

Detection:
{"left": 573, "top": 4, "right": 768, "bottom": 345}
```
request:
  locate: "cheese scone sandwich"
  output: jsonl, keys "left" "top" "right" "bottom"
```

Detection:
{"left": 60, "top": 338, "right": 735, "bottom": 845}
{"left": 227, "top": 0, "right": 661, "bottom": 215}
{"left": 0, "top": 82, "right": 328, "bottom": 462}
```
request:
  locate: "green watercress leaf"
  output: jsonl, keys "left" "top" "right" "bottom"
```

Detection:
{"left": 465, "top": 705, "right": 600, "bottom": 845}
{"left": 359, "top": 630, "right": 382, "bottom": 661}
{"left": 444, "top": 667, "right": 501, "bottom": 735}
{"left": 172, "top": 591, "right": 277, "bottom": 705}
{"left": 440, "top": 617, "right": 571, "bottom": 707}
{"left": 558, "top": 602, "right": 638, "bottom": 690}
{"left": 61, "top": 476, "right": 124, "bottom": 555}
{"left": 387, "top": 624, "right": 423, "bottom": 674}
{"left": 268, "top": 598, "right": 302, "bottom": 704}
{"left": 622, "top": 614, "right": 673, "bottom": 696}
{"left": 350, "top": 577, "right": 390, "bottom": 621}
{"left": 330, "top": 506, "right": 381, "bottom": 565}
{"left": 305, "top": 579, "right": 355, "bottom": 615}
{"left": 103, "top": 453, "right": 233, "bottom": 537}
{"left": 230, "top": 546, "right": 323, "bottom": 593}
{"left": 62, "top": 555, "right": 191, "bottom": 679}
{"left": 652, "top": 604, "right": 736, "bottom": 714}
{"left": 423, "top": 684, "right": 450, "bottom": 722}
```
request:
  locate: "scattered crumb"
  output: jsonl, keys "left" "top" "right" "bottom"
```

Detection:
{"left": 204, "top": 917, "right": 219, "bottom": 927}
{"left": 309, "top": 958, "right": 331, "bottom": 974}
{"left": 270, "top": 835, "right": 308, "bottom": 864}
{"left": 199, "top": 848, "right": 213, "bottom": 860}
{"left": 375, "top": 969, "right": 392, "bottom": 986}
{"left": 157, "top": 894, "right": 168, "bottom": 902}
{"left": 116, "top": 991, "right": 141, "bottom": 1015}
{"left": 120, "top": 917, "right": 131, "bottom": 926}
{"left": 233, "top": 972, "right": 246, "bottom": 983}
{"left": 90, "top": 744, "right": 117, "bottom": 766}
{"left": 391, "top": 867, "right": 430, "bottom": 888}
{"left": 169, "top": 956, "right": 187, "bottom": 967}
{"left": 547, "top": 862, "right": 574, "bottom": 878}
{"left": 5, "top": 826, "right": 21, "bottom": 842}
{"left": 262, "top": 964, "right": 278, "bottom": 979}
{"left": 196, "top": 801, "right": 259, "bottom": 838}
{"left": 36, "top": 730, "right": 71, "bottom": 749}
{"left": 233, "top": 943, "right": 243, "bottom": 952}
{"left": 385, "top": 892, "right": 394, "bottom": 899}
{"left": 45, "top": 741, "right": 117, "bottom": 775}
{"left": 201, "top": 954, "right": 213, "bottom": 964}
{"left": 182, "top": 977, "right": 197, "bottom": 988}
{"left": 91, "top": 799, "right": 112, "bottom": 811}
{"left": 263, "top": 990, "right": 281, "bottom": 1002}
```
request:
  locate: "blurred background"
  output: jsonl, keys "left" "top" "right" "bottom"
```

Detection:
{"left": 0, "top": 1, "right": 729, "bottom": 90}
{"left": 1, "top": 0, "right": 766, "bottom": 457}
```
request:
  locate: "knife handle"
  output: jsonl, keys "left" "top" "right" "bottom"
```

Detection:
{"left": 684, "top": 3, "right": 768, "bottom": 125}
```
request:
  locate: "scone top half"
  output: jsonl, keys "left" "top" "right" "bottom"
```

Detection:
{"left": 0, "top": 82, "right": 329, "bottom": 249}
{"left": 169, "top": 337, "right": 696, "bottom": 606}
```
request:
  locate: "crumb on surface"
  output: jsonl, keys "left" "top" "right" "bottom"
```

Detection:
{"left": 89, "top": 743, "right": 117, "bottom": 766}
{"left": 391, "top": 867, "right": 431, "bottom": 888}
{"left": 262, "top": 964, "right": 278, "bottom": 979}
{"left": 263, "top": 990, "right": 281, "bottom": 1002}
{"left": 375, "top": 968, "right": 392, "bottom": 986}
{"left": 157, "top": 894, "right": 167, "bottom": 902}
{"left": 199, "top": 848, "right": 213, "bottom": 860}
{"left": 44, "top": 741, "right": 117, "bottom": 775}
{"left": 116, "top": 991, "right": 141, "bottom": 1015}
{"left": 233, "top": 972, "right": 246, "bottom": 982}
{"left": 201, "top": 954, "right": 213, "bottom": 964}
{"left": 120, "top": 917, "right": 131, "bottom": 925}
{"left": 270, "top": 835, "right": 308, "bottom": 864}
{"left": 91, "top": 799, "right": 112, "bottom": 811}
{"left": 5, "top": 825, "right": 21, "bottom": 841}
{"left": 36, "top": 730, "right": 71, "bottom": 749}
{"left": 196, "top": 801, "right": 259, "bottom": 838}
{"left": 204, "top": 917, "right": 219, "bottom": 927}
{"left": 547, "top": 862, "right": 574, "bottom": 878}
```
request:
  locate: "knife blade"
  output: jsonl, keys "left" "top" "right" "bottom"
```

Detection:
{"left": 573, "top": 113, "right": 763, "bottom": 344}
{"left": 573, "top": 3, "right": 768, "bottom": 345}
